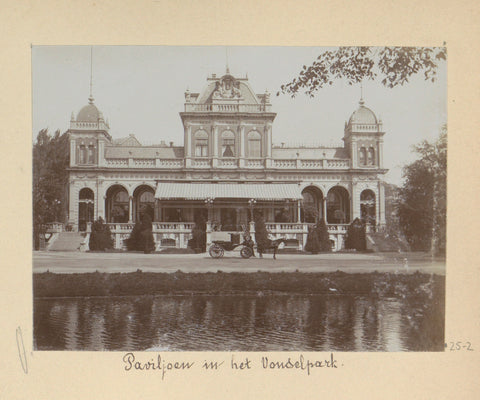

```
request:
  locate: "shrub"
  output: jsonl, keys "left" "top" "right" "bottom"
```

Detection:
{"left": 188, "top": 215, "right": 206, "bottom": 252}
{"left": 305, "top": 227, "right": 320, "bottom": 254}
{"left": 126, "top": 214, "right": 155, "bottom": 253}
{"left": 89, "top": 217, "right": 114, "bottom": 251}
{"left": 344, "top": 218, "right": 366, "bottom": 251}
{"left": 254, "top": 210, "right": 269, "bottom": 253}
{"left": 315, "top": 219, "right": 332, "bottom": 252}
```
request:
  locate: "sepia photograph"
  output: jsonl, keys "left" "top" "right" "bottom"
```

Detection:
{"left": 32, "top": 46, "right": 447, "bottom": 352}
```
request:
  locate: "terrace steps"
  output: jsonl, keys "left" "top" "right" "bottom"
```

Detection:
{"left": 48, "top": 232, "right": 86, "bottom": 252}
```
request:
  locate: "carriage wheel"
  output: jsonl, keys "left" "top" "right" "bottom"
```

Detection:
{"left": 240, "top": 246, "right": 253, "bottom": 259}
{"left": 209, "top": 244, "right": 224, "bottom": 258}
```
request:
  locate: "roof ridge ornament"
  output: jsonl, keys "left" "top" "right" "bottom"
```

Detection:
{"left": 226, "top": 46, "right": 230, "bottom": 74}
{"left": 359, "top": 82, "right": 365, "bottom": 106}
{"left": 88, "top": 46, "right": 94, "bottom": 104}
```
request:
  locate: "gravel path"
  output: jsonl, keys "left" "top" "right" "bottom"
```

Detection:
{"left": 33, "top": 251, "right": 445, "bottom": 275}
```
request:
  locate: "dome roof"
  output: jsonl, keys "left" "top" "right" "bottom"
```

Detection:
{"left": 348, "top": 100, "right": 378, "bottom": 125}
{"left": 76, "top": 97, "right": 102, "bottom": 122}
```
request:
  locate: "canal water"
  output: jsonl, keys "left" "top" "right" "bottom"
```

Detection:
{"left": 34, "top": 292, "right": 444, "bottom": 351}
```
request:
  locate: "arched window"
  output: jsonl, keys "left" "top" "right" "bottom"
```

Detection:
{"left": 106, "top": 185, "right": 129, "bottom": 223}
{"left": 326, "top": 186, "right": 350, "bottom": 224}
{"left": 134, "top": 186, "right": 155, "bottom": 222}
{"left": 247, "top": 131, "right": 261, "bottom": 158}
{"left": 359, "top": 147, "right": 366, "bottom": 166}
{"left": 367, "top": 147, "right": 375, "bottom": 165}
{"left": 221, "top": 130, "right": 235, "bottom": 157}
{"left": 194, "top": 130, "right": 208, "bottom": 157}
{"left": 301, "top": 186, "right": 324, "bottom": 223}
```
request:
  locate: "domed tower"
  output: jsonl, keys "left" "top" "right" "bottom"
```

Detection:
{"left": 68, "top": 95, "right": 111, "bottom": 168}
{"left": 343, "top": 97, "right": 385, "bottom": 169}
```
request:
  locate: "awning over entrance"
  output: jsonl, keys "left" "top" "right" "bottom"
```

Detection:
{"left": 155, "top": 183, "right": 303, "bottom": 201}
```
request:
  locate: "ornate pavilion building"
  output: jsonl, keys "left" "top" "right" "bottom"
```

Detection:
{"left": 66, "top": 69, "right": 387, "bottom": 251}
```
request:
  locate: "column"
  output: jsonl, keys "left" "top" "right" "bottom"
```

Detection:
{"left": 297, "top": 199, "right": 301, "bottom": 223}
{"left": 265, "top": 123, "right": 272, "bottom": 168}
{"left": 154, "top": 199, "right": 160, "bottom": 221}
{"left": 98, "top": 140, "right": 105, "bottom": 167}
{"left": 70, "top": 139, "right": 76, "bottom": 167}
{"left": 322, "top": 198, "right": 327, "bottom": 223}
{"left": 185, "top": 123, "right": 192, "bottom": 167}
{"left": 238, "top": 124, "right": 245, "bottom": 167}
{"left": 352, "top": 182, "right": 360, "bottom": 220}
{"left": 378, "top": 182, "right": 386, "bottom": 226}
{"left": 128, "top": 196, "right": 133, "bottom": 223}
{"left": 212, "top": 124, "right": 218, "bottom": 167}
{"left": 351, "top": 138, "right": 358, "bottom": 168}
{"left": 69, "top": 181, "right": 77, "bottom": 230}
{"left": 378, "top": 139, "right": 384, "bottom": 168}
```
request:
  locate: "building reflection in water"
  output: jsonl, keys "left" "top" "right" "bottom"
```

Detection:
{"left": 34, "top": 292, "right": 444, "bottom": 351}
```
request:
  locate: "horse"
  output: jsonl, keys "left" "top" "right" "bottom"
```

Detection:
{"left": 257, "top": 238, "right": 287, "bottom": 260}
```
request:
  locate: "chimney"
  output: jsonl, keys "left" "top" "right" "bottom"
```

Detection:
{"left": 169, "top": 141, "right": 174, "bottom": 147}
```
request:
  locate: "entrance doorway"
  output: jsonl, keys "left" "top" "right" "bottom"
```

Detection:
{"left": 78, "top": 188, "right": 94, "bottom": 231}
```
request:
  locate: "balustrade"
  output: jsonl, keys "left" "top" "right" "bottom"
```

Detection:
{"left": 184, "top": 103, "right": 268, "bottom": 112}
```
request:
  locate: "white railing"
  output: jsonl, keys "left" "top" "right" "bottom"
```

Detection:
{"left": 134, "top": 159, "right": 155, "bottom": 167}
{"left": 327, "top": 224, "right": 349, "bottom": 232}
{"left": 106, "top": 158, "right": 128, "bottom": 167}
{"left": 103, "top": 157, "right": 350, "bottom": 169}
{"left": 192, "top": 158, "right": 211, "bottom": 167}
{"left": 266, "top": 223, "right": 308, "bottom": 232}
{"left": 104, "top": 222, "right": 349, "bottom": 251}
{"left": 246, "top": 159, "right": 264, "bottom": 168}
{"left": 326, "top": 160, "right": 350, "bottom": 168}
{"left": 157, "top": 159, "right": 183, "bottom": 167}
{"left": 219, "top": 159, "right": 237, "bottom": 167}
{"left": 153, "top": 222, "right": 195, "bottom": 231}
{"left": 107, "top": 223, "right": 135, "bottom": 232}
{"left": 351, "top": 123, "right": 378, "bottom": 132}
{"left": 273, "top": 159, "right": 349, "bottom": 169}
{"left": 273, "top": 159, "right": 297, "bottom": 168}
{"left": 301, "top": 160, "right": 323, "bottom": 168}
{"left": 184, "top": 103, "right": 269, "bottom": 112}
{"left": 107, "top": 222, "right": 195, "bottom": 232}
{"left": 70, "top": 121, "right": 109, "bottom": 130}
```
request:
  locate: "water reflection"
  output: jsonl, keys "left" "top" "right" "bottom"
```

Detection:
{"left": 34, "top": 293, "right": 444, "bottom": 351}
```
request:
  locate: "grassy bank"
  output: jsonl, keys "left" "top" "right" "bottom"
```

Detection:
{"left": 34, "top": 270, "right": 444, "bottom": 299}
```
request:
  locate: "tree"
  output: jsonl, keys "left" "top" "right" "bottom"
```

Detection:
{"left": 304, "top": 227, "right": 320, "bottom": 254}
{"left": 278, "top": 47, "right": 446, "bottom": 97}
{"left": 398, "top": 128, "right": 447, "bottom": 255}
{"left": 315, "top": 219, "right": 332, "bottom": 252}
{"left": 345, "top": 218, "right": 366, "bottom": 251}
{"left": 254, "top": 210, "right": 269, "bottom": 253}
{"left": 305, "top": 219, "right": 331, "bottom": 253}
{"left": 89, "top": 217, "right": 114, "bottom": 251}
{"left": 125, "top": 214, "right": 155, "bottom": 253}
{"left": 188, "top": 214, "right": 207, "bottom": 252}
{"left": 33, "top": 129, "right": 70, "bottom": 249}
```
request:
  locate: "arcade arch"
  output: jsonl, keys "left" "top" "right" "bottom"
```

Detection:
{"left": 133, "top": 185, "right": 155, "bottom": 222}
{"left": 105, "top": 185, "right": 129, "bottom": 223}
{"left": 301, "top": 186, "right": 324, "bottom": 223}
{"left": 326, "top": 186, "right": 350, "bottom": 224}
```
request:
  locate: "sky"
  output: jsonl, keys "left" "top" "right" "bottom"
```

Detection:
{"left": 32, "top": 46, "right": 447, "bottom": 185}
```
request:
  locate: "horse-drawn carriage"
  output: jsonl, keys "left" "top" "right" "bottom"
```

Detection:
{"left": 208, "top": 231, "right": 288, "bottom": 259}
{"left": 208, "top": 231, "right": 255, "bottom": 259}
